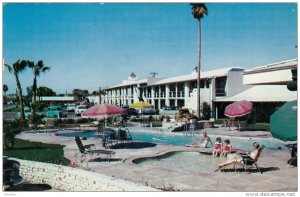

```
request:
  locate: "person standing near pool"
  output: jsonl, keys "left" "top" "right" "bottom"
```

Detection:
{"left": 186, "top": 131, "right": 213, "bottom": 148}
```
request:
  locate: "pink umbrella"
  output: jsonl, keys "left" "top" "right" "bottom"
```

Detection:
{"left": 81, "top": 104, "right": 125, "bottom": 119}
{"left": 224, "top": 100, "right": 253, "bottom": 118}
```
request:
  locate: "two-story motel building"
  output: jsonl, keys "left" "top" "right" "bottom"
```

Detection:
{"left": 102, "top": 59, "right": 297, "bottom": 120}
{"left": 102, "top": 66, "right": 249, "bottom": 117}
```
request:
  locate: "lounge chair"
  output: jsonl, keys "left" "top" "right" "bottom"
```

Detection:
{"left": 74, "top": 136, "right": 116, "bottom": 162}
{"left": 216, "top": 145, "right": 264, "bottom": 173}
{"left": 235, "top": 146, "right": 264, "bottom": 174}
{"left": 286, "top": 143, "right": 297, "bottom": 167}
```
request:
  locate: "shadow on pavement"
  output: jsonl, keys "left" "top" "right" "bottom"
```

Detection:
{"left": 5, "top": 184, "right": 52, "bottom": 191}
{"left": 220, "top": 167, "right": 280, "bottom": 173}
{"left": 110, "top": 141, "right": 157, "bottom": 149}
{"left": 89, "top": 157, "right": 123, "bottom": 162}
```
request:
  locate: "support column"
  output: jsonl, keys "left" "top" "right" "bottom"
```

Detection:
{"left": 133, "top": 85, "right": 139, "bottom": 102}
{"left": 210, "top": 77, "right": 216, "bottom": 119}
{"left": 166, "top": 84, "right": 170, "bottom": 106}
{"left": 151, "top": 87, "right": 155, "bottom": 105}
{"left": 158, "top": 86, "right": 161, "bottom": 109}
{"left": 175, "top": 84, "right": 178, "bottom": 106}
{"left": 184, "top": 82, "right": 189, "bottom": 107}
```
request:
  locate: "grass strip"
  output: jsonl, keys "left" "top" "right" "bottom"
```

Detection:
{"left": 4, "top": 138, "right": 70, "bottom": 165}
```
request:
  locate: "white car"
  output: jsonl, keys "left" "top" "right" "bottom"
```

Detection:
{"left": 75, "top": 105, "right": 88, "bottom": 116}
{"left": 67, "top": 104, "right": 76, "bottom": 112}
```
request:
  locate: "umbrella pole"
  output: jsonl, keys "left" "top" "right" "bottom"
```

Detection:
{"left": 105, "top": 114, "right": 107, "bottom": 128}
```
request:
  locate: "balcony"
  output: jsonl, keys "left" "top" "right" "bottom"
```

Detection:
{"left": 154, "top": 92, "right": 166, "bottom": 98}
{"left": 216, "top": 88, "right": 227, "bottom": 97}
{"left": 169, "top": 91, "right": 184, "bottom": 98}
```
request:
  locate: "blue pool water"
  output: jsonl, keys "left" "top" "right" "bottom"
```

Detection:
{"left": 58, "top": 129, "right": 286, "bottom": 151}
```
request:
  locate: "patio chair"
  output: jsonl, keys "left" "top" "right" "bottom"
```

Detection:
{"left": 74, "top": 136, "right": 116, "bottom": 162}
{"left": 215, "top": 145, "right": 264, "bottom": 174}
{"left": 286, "top": 143, "right": 297, "bottom": 167}
{"left": 234, "top": 145, "right": 265, "bottom": 174}
{"left": 116, "top": 128, "right": 132, "bottom": 148}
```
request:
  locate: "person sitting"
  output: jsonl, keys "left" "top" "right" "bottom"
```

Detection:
{"left": 212, "top": 137, "right": 222, "bottom": 158}
{"left": 218, "top": 142, "right": 261, "bottom": 169}
{"left": 186, "top": 131, "right": 213, "bottom": 148}
{"left": 221, "top": 139, "right": 232, "bottom": 157}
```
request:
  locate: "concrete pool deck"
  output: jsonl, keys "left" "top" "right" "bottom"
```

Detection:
{"left": 16, "top": 127, "right": 297, "bottom": 192}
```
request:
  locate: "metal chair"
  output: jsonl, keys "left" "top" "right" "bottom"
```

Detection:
{"left": 74, "top": 136, "right": 116, "bottom": 162}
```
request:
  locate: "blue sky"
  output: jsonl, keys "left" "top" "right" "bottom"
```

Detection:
{"left": 3, "top": 3, "right": 297, "bottom": 94}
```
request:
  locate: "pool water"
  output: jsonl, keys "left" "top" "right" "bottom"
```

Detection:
{"left": 133, "top": 151, "right": 222, "bottom": 174}
{"left": 58, "top": 130, "right": 286, "bottom": 151}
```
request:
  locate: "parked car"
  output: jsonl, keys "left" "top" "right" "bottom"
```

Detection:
{"left": 142, "top": 108, "right": 157, "bottom": 115}
{"left": 46, "top": 106, "right": 66, "bottom": 118}
{"left": 75, "top": 105, "right": 88, "bottom": 116}
{"left": 122, "top": 108, "right": 139, "bottom": 117}
{"left": 3, "top": 156, "right": 23, "bottom": 187}
{"left": 16, "top": 106, "right": 42, "bottom": 119}
{"left": 161, "top": 106, "right": 177, "bottom": 110}
{"left": 67, "top": 103, "right": 76, "bottom": 112}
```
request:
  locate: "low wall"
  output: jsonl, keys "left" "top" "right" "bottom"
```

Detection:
{"left": 14, "top": 158, "right": 159, "bottom": 191}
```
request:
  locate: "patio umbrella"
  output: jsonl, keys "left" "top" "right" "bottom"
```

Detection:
{"left": 81, "top": 104, "right": 125, "bottom": 119}
{"left": 270, "top": 100, "right": 297, "bottom": 142}
{"left": 224, "top": 100, "right": 253, "bottom": 118}
{"left": 130, "top": 101, "right": 153, "bottom": 108}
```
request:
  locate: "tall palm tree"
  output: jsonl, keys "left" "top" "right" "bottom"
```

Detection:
{"left": 3, "top": 84, "right": 8, "bottom": 96}
{"left": 5, "top": 60, "right": 31, "bottom": 120}
{"left": 97, "top": 88, "right": 107, "bottom": 104}
{"left": 29, "top": 60, "right": 50, "bottom": 122}
{"left": 191, "top": 3, "right": 208, "bottom": 119}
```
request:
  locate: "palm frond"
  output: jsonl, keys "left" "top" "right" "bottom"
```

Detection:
{"left": 42, "top": 66, "right": 51, "bottom": 72}
{"left": 4, "top": 64, "right": 12, "bottom": 73}
{"left": 37, "top": 60, "right": 44, "bottom": 68}
{"left": 27, "top": 60, "right": 34, "bottom": 68}
{"left": 191, "top": 3, "right": 208, "bottom": 19}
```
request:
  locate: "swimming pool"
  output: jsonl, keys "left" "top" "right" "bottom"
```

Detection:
{"left": 58, "top": 129, "right": 286, "bottom": 151}
{"left": 133, "top": 151, "right": 221, "bottom": 173}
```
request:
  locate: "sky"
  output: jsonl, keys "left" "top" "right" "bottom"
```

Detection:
{"left": 2, "top": 3, "right": 298, "bottom": 94}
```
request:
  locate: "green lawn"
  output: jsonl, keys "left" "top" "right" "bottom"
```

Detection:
{"left": 4, "top": 106, "right": 19, "bottom": 112}
{"left": 4, "top": 139, "right": 70, "bottom": 165}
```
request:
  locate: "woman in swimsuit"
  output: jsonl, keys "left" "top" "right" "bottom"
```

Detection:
{"left": 218, "top": 142, "right": 260, "bottom": 168}
{"left": 186, "top": 131, "right": 213, "bottom": 148}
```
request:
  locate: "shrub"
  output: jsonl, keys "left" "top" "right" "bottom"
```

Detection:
{"left": 201, "top": 102, "right": 211, "bottom": 120}
{"left": 3, "top": 119, "right": 29, "bottom": 150}
{"left": 3, "top": 124, "right": 15, "bottom": 150}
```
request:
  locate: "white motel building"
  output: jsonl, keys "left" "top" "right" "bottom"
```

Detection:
{"left": 101, "top": 58, "right": 297, "bottom": 120}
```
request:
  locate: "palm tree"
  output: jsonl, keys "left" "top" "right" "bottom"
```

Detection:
{"left": 191, "top": 3, "right": 208, "bottom": 119}
{"left": 3, "top": 84, "right": 8, "bottom": 96}
{"left": 97, "top": 87, "right": 107, "bottom": 104}
{"left": 29, "top": 60, "right": 50, "bottom": 122}
{"left": 5, "top": 60, "right": 31, "bottom": 120}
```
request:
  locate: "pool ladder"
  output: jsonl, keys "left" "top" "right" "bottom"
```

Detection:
{"left": 184, "top": 123, "right": 196, "bottom": 136}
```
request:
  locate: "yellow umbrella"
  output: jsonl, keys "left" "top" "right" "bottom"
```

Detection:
{"left": 130, "top": 101, "right": 153, "bottom": 108}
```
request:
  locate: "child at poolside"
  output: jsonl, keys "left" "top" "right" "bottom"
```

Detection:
{"left": 213, "top": 137, "right": 222, "bottom": 157}
{"left": 221, "top": 139, "right": 232, "bottom": 157}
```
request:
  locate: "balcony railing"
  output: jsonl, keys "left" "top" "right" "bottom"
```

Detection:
{"left": 169, "top": 91, "right": 184, "bottom": 98}
{"left": 153, "top": 92, "right": 166, "bottom": 98}
{"left": 216, "top": 88, "right": 227, "bottom": 97}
